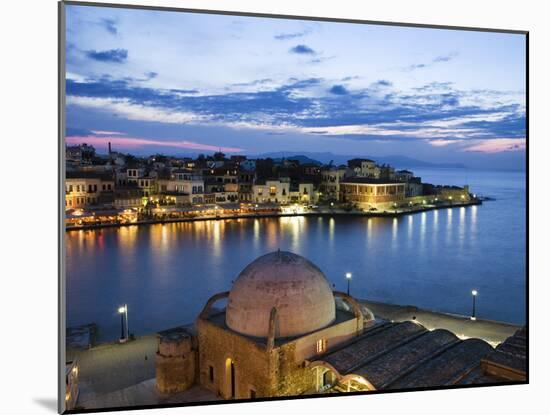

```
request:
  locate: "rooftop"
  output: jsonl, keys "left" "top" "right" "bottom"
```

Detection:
{"left": 312, "top": 321, "right": 523, "bottom": 389}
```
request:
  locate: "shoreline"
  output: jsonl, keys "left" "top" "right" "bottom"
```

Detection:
{"left": 65, "top": 199, "right": 482, "bottom": 232}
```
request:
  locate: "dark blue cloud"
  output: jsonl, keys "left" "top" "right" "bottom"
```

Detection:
{"left": 275, "top": 31, "right": 307, "bottom": 40}
{"left": 231, "top": 78, "right": 272, "bottom": 87}
{"left": 406, "top": 63, "right": 427, "bottom": 71}
{"left": 66, "top": 75, "right": 525, "bottom": 142}
{"left": 413, "top": 82, "right": 454, "bottom": 92}
{"left": 86, "top": 49, "right": 128, "bottom": 63}
{"left": 100, "top": 18, "right": 118, "bottom": 35}
{"left": 289, "top": 44, "right": 316, "bottom": 55}
{"left": 375, "top": 80, "right": 392, "bottom": 87}
{"left": 405, "top": 52, "right": 458, "bottom": 71}
{"left": 433, "top": 52, "right": 458, "bottom": 63}
{"left": 66, "top": 126, "right": 93, "bottom": 136}
{"left": 329, "top": 85, "right": 349, "bottom": 95}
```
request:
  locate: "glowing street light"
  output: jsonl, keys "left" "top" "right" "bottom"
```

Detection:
{"left": 470, "top": 290, "right": 478, "bottom": 321}
{"left": 118, "top": 304, "right": 129, "bottom": 342}
{"left": 345, "top": 272, "right": 352, "bottom": 296}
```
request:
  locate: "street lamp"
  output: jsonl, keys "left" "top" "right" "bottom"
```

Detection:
{"left": 345, "top": 272, "right": 352, "bottom": 296}
{"left": 118, "top": 304, "right": 129, "bottom": 342}
{"left": 470, "top": 290, "right": 478, "bottom": 321}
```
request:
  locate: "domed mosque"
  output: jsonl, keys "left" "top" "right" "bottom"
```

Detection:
{"left": 155, "top": 251, "right": 524, "bottom": 400}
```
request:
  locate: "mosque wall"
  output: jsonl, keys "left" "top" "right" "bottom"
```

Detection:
{"left": 197, "top": 318, "right": 276, "bottom": 399}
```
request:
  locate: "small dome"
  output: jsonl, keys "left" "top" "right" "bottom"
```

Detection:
{"left": 226, "top": 251, "right": 336, "bottom": 338}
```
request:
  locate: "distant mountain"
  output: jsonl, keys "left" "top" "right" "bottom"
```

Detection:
{"left": 255, "top": 151, "right": 466, "bottom": 169}
{"left": 259, "top": 153, "right": 324, "bottom": 165}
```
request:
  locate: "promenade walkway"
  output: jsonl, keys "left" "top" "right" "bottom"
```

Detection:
{"left": 359, "top": 299, "right": 521, "bottom": 346}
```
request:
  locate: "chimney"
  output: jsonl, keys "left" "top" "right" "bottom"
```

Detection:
{"left": 108, "top": 142, "right": 112, "bottom": 155}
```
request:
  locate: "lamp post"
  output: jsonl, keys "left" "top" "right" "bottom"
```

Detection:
{"left": 118, "top": 304, "right": 129, "bottom": 341}
{"left": 470, "top": 290, "right": 477, "bottom": 321}
{"left": 346, "top": 272, "right": 352, "bottom": 296}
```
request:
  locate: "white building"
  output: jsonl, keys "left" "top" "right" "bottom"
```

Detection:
{"left": 253, "top": 179, "right": 290, "bottom": 204}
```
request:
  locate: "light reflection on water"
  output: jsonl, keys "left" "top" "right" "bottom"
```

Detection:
{"left": 66, "top": 169, "right": 526, "bottom": 341}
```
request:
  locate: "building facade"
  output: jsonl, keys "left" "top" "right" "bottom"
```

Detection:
{"left": 340, "top": 178, "right": 406, "bottom": 209}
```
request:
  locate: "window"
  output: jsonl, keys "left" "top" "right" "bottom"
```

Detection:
{"left": 316, "top": 339, "right": 327, "bottom": 354}
{"left": 269, "top": 186, "right": 277, "bottom": 195}
{"left": 209, "top": 366, "right": 214, "bottom": 383}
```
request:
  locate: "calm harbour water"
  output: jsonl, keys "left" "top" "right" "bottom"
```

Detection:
{"left": 66, "top": 168, "right": 526, "bottom": 341}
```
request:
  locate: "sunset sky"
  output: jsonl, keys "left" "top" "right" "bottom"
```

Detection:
{"left": 65, "top": 4, "right": 526, "bottom": 169}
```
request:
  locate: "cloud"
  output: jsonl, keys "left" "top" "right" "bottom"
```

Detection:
{"left": 328, "top": 85, "right": 349, "bottom": 95}
{"left": 404, "top": 52, "right": 459, "bottom": 71}
{"left": 274, "top": 30, "right": 309, "bottom": 40}
{"left": 100, "top": 18, "right": 118, "bottom": 35}
{"left": 375, "top": 80, "right": 393, "bottom": 87}
{"left": 85, "top": 49, "right": 128, "bottom": 63}
{"left": 463, "top": 138, "right": 526, "bottom": 153}
{"left": 90, "top": 130, "right": 126, "bottom": 135}
{"left": 67, "top": 95, "right": 201, "bottom": 124}
{"left": 427, "top": 139, "right": 465, "bottom": 147}
{"left": 289, "top": 44, "right": 316, "bottom": 55}
{"left": 433, "top": 52, "right": 459, "bottom": 63}
{"left": 66, "top": 135, "right": 245, "bottom": 153}
{"left": 66, "top": 75, "right": 525, "bottom": 151}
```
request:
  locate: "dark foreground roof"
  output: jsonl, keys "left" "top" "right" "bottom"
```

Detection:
{"left": 315, "top": 321, "right": 525, "bottom": 390}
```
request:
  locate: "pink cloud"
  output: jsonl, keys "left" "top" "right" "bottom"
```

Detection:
{"left": 463, "top": 138, "right": 526, "bottom": 153}
{"left": 66, "top": 135, "right": 245, "bottom": 153}
{"left": 90, "top": 130, "right": 127, "bottom": 135}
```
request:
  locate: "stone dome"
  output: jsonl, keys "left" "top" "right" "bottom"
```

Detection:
{"left": 226, "top": 251, "right": 336, "bottom": 338}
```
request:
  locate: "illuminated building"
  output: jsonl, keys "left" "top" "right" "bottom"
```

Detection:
{"left": 340, "top": 178, "right": 406, "bottom": 210}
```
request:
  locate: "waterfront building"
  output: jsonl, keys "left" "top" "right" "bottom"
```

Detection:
{"left": 157, "top": 169, "right": 204, "bottom": 205}
{"left": 253, "top": 179, "right": 290, "bottom": 204}
{"left": 114, "top": 188, "right": 143, "bottom": 209}
{"left": 319, "top": 165, "right": 347, "bottom": 201}
{"left": 238, "top": 171, "right": 256, "bottom": 202}
{"left": 289, "top": 183, "right": 317, "bottom": 204}
{"left": 340, "top": 178, "right": 406, "bottom": 210}
{"left": 66, "top": 143, "right": 96, "bottom": 166}
{"left": 65, "top": 171, "right": 115, "bottom": 209}
{"left": 155, "top": 251, "right": 525, "bottom": 399}
{"left": 395, "top": 169, "right": 414, "bottom": 182}
{"left": 347, "top": 158, "right": 379, "bottom": 178}
{"left": 240, "top": 159, "right": 256, "bottom": 171}
{"left": 378, "top": 164, "right": 396, "bottom": 181}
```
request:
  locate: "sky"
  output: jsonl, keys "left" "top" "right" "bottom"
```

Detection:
{"left": 65, "top": 4, "right": 527, "bottom": 170}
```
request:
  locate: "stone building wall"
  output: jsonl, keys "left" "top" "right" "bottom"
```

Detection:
{"left": 196, "top": 312, "right": 362, "bottom": 399}
{"left": 156, "top": 333, "right": 197, "bottom": 394}
{"left": 197, "top": 318, "right": 275, "bottom": 399}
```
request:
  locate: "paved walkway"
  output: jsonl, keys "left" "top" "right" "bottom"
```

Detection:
{"left": 67, "top": 335, "right": 157, "bottom": 397}
{"left": 359, "top": 299, "right": 521, "bottom": 346}
{"left": 78, "top": 379, "right": 219, "bottom": 410}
